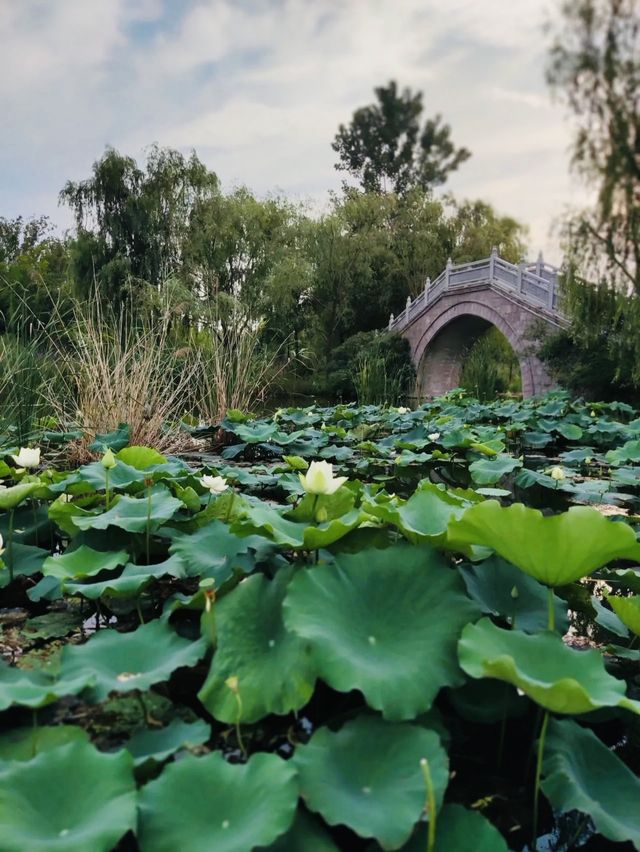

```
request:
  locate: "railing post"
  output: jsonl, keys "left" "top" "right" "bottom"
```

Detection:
{"left": 405, "top": 296, "right": 411, "bottom": 322}
{"left": 536, "top": 250, "right": 543, "bottom": 278}
{"left": 424, "top": 276, "right": 430, "bottom": 304}
{"left": 547, "top": 278, "right": 554, "bottom": 310}
{"left": 517, "top": 258, "right": 524, "bottom": 293}
{"left": 445, "top": 258, "right": 451, "bottom": 288}
{"left": 489, "top": 245, "right": 497, "bottom": 281}
{"left": 388, "top": 313, "right": 394, "bottom": 330}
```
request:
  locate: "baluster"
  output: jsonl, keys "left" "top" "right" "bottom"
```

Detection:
{"left": 405, "top": 296, "right": 411, "bottom": 322}
{"left": 424, "top": 277, "right": 430, "bottom": 304}
{"left": 536, "top": 250, "right": 544, "bottom": 278}
{"left": 445, "top": 258, "right": 452, "bottom": 288}
{"left": 489, "top": 245, "right": 497, "bottom": 281}
{"left": 517, "top": 257, "right": 524, "bottom": 293}
{"left": 388, "top": 313, "right": 394, "bottom": 330}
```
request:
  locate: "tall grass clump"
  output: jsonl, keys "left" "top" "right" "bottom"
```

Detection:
{"left": 195, "top": 302, "right": 289, "bottom": 423}
{"left": 40, "top": 294, "right": 199, "bottom": 460}
{"left": 0, "top": 331, "right": 51, "bottom": 444}
{"left": 460, "top": 327, "right": 521, "bottom": 402}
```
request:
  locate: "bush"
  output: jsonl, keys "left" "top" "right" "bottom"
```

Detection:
{"left": 319, "top": 331, "right": 415, "bottom": 404}
{"left": 460, "top": 328, "right": 521, "bottom": 401}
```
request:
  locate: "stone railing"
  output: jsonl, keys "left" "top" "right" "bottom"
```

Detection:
{"left": 389, "top": 248, "right": 560, "bottom": 332}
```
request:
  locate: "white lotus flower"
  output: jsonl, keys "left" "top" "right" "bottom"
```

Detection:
{"left": 299, "top": 460, "right": 347, "bottom": 495}
{"left": 428, "top": 432, "right": 441, "bottom": 442}
{"left": 396, "top": 406, "right": 409, "bottom": 414}
{"left": 550, "top": 466, "right": 565, "bottom": 481}
{"left": 11, "top": 447, "right": 40, "bottom": 469}
{"left": 201, "top": 475, "right": 228, "bottom": 494}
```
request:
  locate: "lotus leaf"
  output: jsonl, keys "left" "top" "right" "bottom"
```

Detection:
{"left": 265, "top": 809, "right": 339, "bottom": 851}
{"left": 0, "top": 542, "right": 49, "bottom": 586}
{"left": 138, "top": 751, "right": 298, "bottom": 852}
{"left": 60, "top": 620, "right": 207, "bottom": 701}
{"left": 607, "top": 594, "right": 640, "bottom": 636}
{"left": 468, "top": 454, "right": 522, "bottom": 485}
{"left": 0, "top": 481, "right": 40, "bottom": 510}
{"left": 123, "top": 717, "right": 210, "bottom": 767}
{"left": 458, "top": 618, "right": 640, "bottom": 715}
{"left": 448, "top": 501, "right": 640, "bottom": 585}
{"left": 0, "top": 725, "right": 89, "bottom": 762}
{"left": 399, "top": 804, "right": 508, "bottom": 851}
{"left": 73, "top": 488, "right": 183, "bottom": 533}
{"left": 542, "top": 718, "right": 640, "bottom": 848}
{"left": 292, "top": 715, "right": 448, "bottom": 850}
{"left": 42, "top": 545, "right": 129, "bottom": 581}
{"left": 236, "top": 501, "right": 364, "bottom": 549}
{"left": 0, "top": 739, "right": 136, "bottom": 852}
{"left": 0, "top": 659, "right": 92, "bottom": 710}
{"left": 169, "top": 519, "right": 251, "bottom": 583}
{"left": 284, "top": 545, "right": 479, "bottom": 719}
{"left": 198, "top": 568, "right": 316, "bottom": 723}
{"left": 116, "top": 445, "right": 167, "bottom": 468}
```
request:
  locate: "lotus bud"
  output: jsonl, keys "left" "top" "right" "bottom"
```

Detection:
{"left": 510, "top": 585, "right": 519, "bottom": 599}
{"left": 315, "top": 506, "right": 328, "bottom": 523}
{"left": 428, "top": 432, "right": 440, "bottom": 442}
{"left": 11, "top": 447, "right": 40, "bottom": 469}
{"left": 101, "top": 448, "right": 117, "bottom": 470}
{"left": 550, "top": 466, "right": 565, "bottom": 481}
{"left": 225, "top": 675, "right": 239, "bottom": 694}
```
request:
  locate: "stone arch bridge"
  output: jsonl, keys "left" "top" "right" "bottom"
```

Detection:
{"left": 388, "top": 249, "right": 567, "bottom": 399}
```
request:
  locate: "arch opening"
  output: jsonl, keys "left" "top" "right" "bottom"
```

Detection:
{"left": 416, "top": 314, "right": 523, "bottom": 400}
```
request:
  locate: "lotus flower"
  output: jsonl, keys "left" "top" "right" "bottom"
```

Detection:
{"left": 11, "top": 447, "right": 40, "bottom": 469}
{"left": 428, "top": 432, "right": 441, "bottom": 442}
{"left": 299, "top": 460, "right": 347, "bottom": 495}
{"left": 550, "top": 466, "right": 565, "bottom": 481}
{"left": 101, "top": 448, "right": 117, "bottom": 470}
{"left": 201, "top": 475, "right": 228, "bottom": 494}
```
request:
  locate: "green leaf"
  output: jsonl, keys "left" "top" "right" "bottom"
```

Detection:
{"left": 606, "top": 439, "right": 640, "bottom": 465}
{"left": 0, "top": 725, "right": 90, "bottom": 762}
{"left": 169, "top": 519, "right": 251, "bottom": 583}
{"left": 42, "top": 545, "right": 129, "bottom": 581}
{"left": 0, "top": 659, "right": 92, "bottom": 710}
{"left": 236, "top": 501, "right": 364, "bottom": 550}
{"left": 198, "top": 567, "right": 316, "bottom": 723}
{"left": 138, "top": 751, "right": 298, "bottom": 852}
{"left": 63, "top": 563, "right": 161, "bottom": 600}
{"left": 264, "top": 809, "right": 339, "bottom": 852}
{"left": 400, "top": 804, "right": 508, "bottom": 851}
{"left": 0, "top": 739, "right": 136, "bottom": 852}
{"left": 606, "top": 594, "right": 640, "bottom": 636}
{"left": 0, "top": 481, "right": 40, "bottom": 510}
{"left": 556, "top": 422, "right": 583, "bottom": 441}
{"left": 74, "top": 489, "right": 183, "bottom": 533}
{"left": 448, "top": 501, "right": 640, "bottom": 585}
{"left": 0, "top": 542, "right": 49, "bottom": 586}
{"left": 458, "top": 618, "right": 640, "bottom": 715}
{"left": 292, "top": 715, "right": 448, "bottom": 851}
{"left": 468, "top": 454, "right": 522, "bottom": 485}
{"left": 284, "top": 545, "right": 479, "bottom": 720}
{"left": 116, "top": 445, "right": 167, "bottom": 469}
{"left": 88, "top": 423, "right": 130, "bottom": 452}
{"left": 282, "top": 455, "right": 309, "bottom": 471}
{"left": 123, "top": 718, "right": 210, "bottom": 767}
{"left": 542, "top": 718, "right": 640, "bottom": 848}
{"left": 60, "top": 621, "right": 207, "bottom": 702}
{"left": 460, "top": 557, "right": 568, "bottom": 634}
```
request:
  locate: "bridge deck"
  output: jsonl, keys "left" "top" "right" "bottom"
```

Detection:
{"left": 389, "top": 250, "right": 562, "bottom": 333}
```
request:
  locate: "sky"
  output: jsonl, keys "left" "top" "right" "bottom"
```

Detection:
{"left": 0, "top": 0, "right": 591, "bottom": 264}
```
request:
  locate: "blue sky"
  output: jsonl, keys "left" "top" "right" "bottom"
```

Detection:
{"left": 0, "top": 0, "right": 589, "bottom": 262}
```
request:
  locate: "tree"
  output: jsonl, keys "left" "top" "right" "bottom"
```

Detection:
{"left": 547, "top": 0, "right": 640, "bottom": 291}
{"left": 332, "top": 81, "right": 471, "bottom": 193}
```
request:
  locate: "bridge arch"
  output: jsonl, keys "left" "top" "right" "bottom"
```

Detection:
{"left": 413, "top": 298, "right": 536, "bottom": 398}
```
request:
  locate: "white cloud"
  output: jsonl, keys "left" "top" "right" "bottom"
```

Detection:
{"left": 0, "top": 0, "right": 590, "bottom": 261}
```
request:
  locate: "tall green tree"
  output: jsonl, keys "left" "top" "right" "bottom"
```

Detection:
{"left": 548, "top": 0, "right": 640, "bottom": 291}
{"left": 332, "top": 81, "right": 471, "bottom": 193}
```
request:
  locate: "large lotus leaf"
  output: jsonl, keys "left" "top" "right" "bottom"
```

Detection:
{"left": 0, "top": 725, "right": 90, "bottom": 762}
{"left": 284, "top": 545, "right": 479, "bottom": 720}
{"left": 63, "top": 459, "right": 147, "bottom": 491}
{"left": 292, "top": 715, "right": 448, "bottom": 851}
{"left": 606, "top": 439, "right": 640, "bottom": 465}
{"left": 542, "top": 718, "right": 640, "bottom": 848}
{"left": 116, "top": 445, "right": 167, "bottom": 468}
{"left": 0, "top": 659, "right": 92, "bottom": 710}
{"left": 169, "top": 520, "right": 251, "bottom": 584}
{"left": 89, "top": 422, "right": 130, "bottom": 452}
{"left": 0, "top": 542, "right": 49, "bottom": 586}
{"left": 198, "top": 568, "right": 316, "bottom": 723}
{"left": 458, "top": 618, "right": 640, "bottom": 715}
{"left": 138, "top": 751, "right": 298, "bottom": 852}
{"left": 63, "top": 563, "right": 161, "bottom": 600}
{"left": 0, "top": 739, "right": 136, "bottom": 852}
{"left": 460, "top": 557, "right": 568, "bottom": 634}
{"left": 73, "top": 489, "right": 183, "bottom": 533}
{"left": 447, "top": 501, "right": 640, "bottom": 585}
{"left": 60, "top": 620, "right": 207, "bottom": 702}
{"left": 236, "top": 501, "right": 364, "bottom": 549}
{"left": 607, "top": 594, "right": 640, "bottom": 636}
{"left": 42, "top": 545, "right": 129, "bottom": 581}
{"left": 364, "top": 483, "right": 478, "bottom": 546}
{"left": 600, "top": 566, "right": 640, "bottom": 594}
{"left": 399, "top": 804, "right": 508, "bottom": 852}
{"left": 468, "top": 454, "right": 522, "bottom": 485}
{"left": 123, "top": 718, "right": 210, "bottom": 767}
{"left": 265, "top": 809, "right": 339, "bottom": 851}
{"left": 0, "top": 481, "right": 40, "bottom": 510}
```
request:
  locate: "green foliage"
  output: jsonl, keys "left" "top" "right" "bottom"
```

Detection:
{"left": 460, "top": 326, "right": 521, "bottom": 401}
{"left": 332, "top": 80, "right": 471, "bottom": 193}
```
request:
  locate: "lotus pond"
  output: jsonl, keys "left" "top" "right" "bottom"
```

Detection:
{"left": 1, "top": 389, "right": 640, "bottom": 851}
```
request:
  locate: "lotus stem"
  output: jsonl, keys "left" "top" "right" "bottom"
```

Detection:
{"left": 104, "top": 468, "right": 110, "bottom": 510}
{"left": 136, "top": 597, "right": 145, "bottom": 626}
{"left": 224, "top": 491, "right": 235, "bottom": 524}
{"left": 532, "top": 709, "right": 550, "bottom": 850}
{"left": 7, "top": 508, "right": 14, "bottom": 584}
{"left": 547, "top": 587, "right": 555, "bottom": 632}
{"left": 146, "top": 483, "right": 152, "bottom": 565}
{"left": 420, "top": 756, "right": 437, "bottom": 852}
